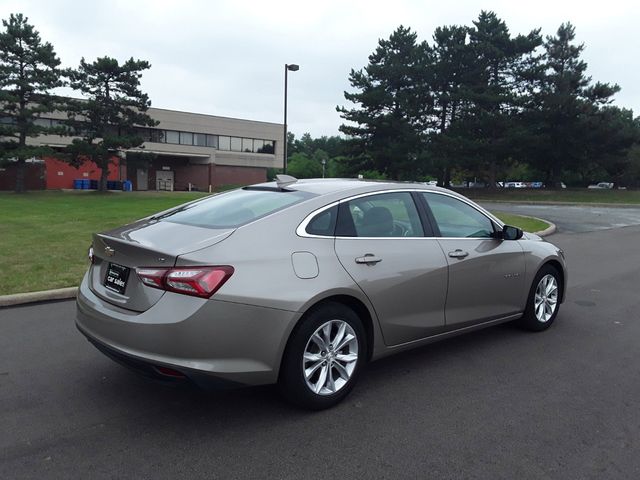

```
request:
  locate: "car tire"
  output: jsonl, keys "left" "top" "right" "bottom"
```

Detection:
{"left": 278, "top": 302, "right": 367, "bottom": 410}
{"left": 518, "top": 265, "right": 562, "bottom": 332}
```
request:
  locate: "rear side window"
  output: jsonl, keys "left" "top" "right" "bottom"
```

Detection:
{"left": 305, "top": 206, "right": 338, "bottom": 236}
{"left": 158, "top": 188, "right": 314, "bottom": 229}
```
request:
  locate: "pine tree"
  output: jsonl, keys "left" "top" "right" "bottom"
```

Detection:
{"left": 532, "top": 22, "right": 620, "bottom": 185}
{"left": 337, "top": 26, "right": 427, "bottom": 180}
{"left": 426, "top": 24, "right": 473, "bottom": 186}
{"left": 66, "top": 56, "right": 157, "bottom": 191}
{"left": 0, "top": 13, "right": 65, "bottom": 192}
{"left": 459, "top": 11, "right": 542, "bottom": 188}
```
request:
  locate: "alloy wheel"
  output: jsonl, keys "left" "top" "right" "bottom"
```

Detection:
{"left": 302, "top": 319, "right": 359, "bottom": 395}
{"left": 534, "top": 274, "right": 559, "bottom": 323}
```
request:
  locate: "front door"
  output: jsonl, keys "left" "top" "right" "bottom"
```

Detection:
{"left": 334, "top": 191, "right": 448, "bottom": 346}
{"left": 420, "top": 192, "right": 526, "bottom": 327}
{"left": 136, "top": 168, "right": 148, "bottom": 191}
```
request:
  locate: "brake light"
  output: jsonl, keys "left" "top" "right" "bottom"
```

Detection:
{"left": 136, "top": 266, "right": 234, "bottom": 298}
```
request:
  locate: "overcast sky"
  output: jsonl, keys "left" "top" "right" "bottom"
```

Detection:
{"left": 1, "top": 0, "right": 638, "bottom": 137}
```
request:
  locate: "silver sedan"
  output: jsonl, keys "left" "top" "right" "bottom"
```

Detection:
{"left": 76, "top": 176, "right": 566, "bottom": 409}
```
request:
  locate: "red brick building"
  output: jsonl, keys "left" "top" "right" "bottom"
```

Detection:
{"left": 1, "top": 106, "right": 283, "bottom": 191}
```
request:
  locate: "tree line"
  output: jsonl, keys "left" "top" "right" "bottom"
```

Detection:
{"left": 2, "top": 11, "right": 639, "bottom": 192}
{"left": 0, "top": 13, "right": 155, "bottom": 192}
{"left": 292, "top": 11, "right": 640, "bottom": 188}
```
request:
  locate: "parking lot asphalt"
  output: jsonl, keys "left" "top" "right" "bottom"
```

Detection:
{"left": 481, "top": 202, "right": 640, "bottom": 233}
{"left": 2, "top": 225, "right": 640, "bottom": 479}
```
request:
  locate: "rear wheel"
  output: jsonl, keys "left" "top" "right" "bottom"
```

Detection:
{"left": 518, "top": 265, "right": 562, "bottom": 331}
{"left": 278, "top": 302, "right": 366, "bottom": 410}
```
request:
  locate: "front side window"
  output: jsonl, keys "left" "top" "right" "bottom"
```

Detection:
{"left": 422, "top": 193, "right": 495, "bottom": 238}
{"left": 337, "top": 192, "right": 424, "bottom": 238}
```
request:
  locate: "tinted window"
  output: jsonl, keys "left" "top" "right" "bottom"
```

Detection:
{"left": 218, "top": 136, "right": 231, "bottom": 150}
{"left": 160, "top": 189, "right": 314, "bottom": 229}
{"left": 422, "top": 193, "right": 494, "bottom": 238}
{"left": 305, "top": 206, "right": 338, "bottom": 236}
{"left": 194, "top": 133, "right": 206, "bottom": 146}
{"left": 230, "top": 137, "right": 242, "bottom": 152}
{"left": 180, "top": 132, "right": 193, "bottom": 145}
{"left": 242, "top": 138, "right": 253, "bottom": 152}
{"left": 165, "top": 130, "right": 179, "bottom": 144}
{"left": 260, "top": 140, "right": 275, "bottom": 154}
{"left": 206, "top": 134, "right": 218, "bottom": 148}
{"left": 337, "top": 192, "right": 423, "bottom": 237}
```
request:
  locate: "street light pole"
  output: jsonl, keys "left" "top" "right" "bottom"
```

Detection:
{"left": 283, "top": 63, "right": 299, "bottom": 175}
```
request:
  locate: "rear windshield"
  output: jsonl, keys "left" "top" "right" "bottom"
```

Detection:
{"left": 158, "top": 188, "right": 315, "bottom": 229}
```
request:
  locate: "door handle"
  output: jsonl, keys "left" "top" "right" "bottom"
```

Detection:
{"left": 355, "top": 254, "right": 382, "bottom": 265}
{"left": 448, "top": 249, "right": 469, "bottom": 259}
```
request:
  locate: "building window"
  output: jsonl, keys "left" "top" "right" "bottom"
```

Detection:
{"left": 34, "top": 118, "right": 52, "bottom": 128}
{"left": 206, "top": 134, "right": 218, "bottom": 148}
{"left": 218, "top": 136, "right": 230, "bottom": 150}
{"left": 180, "top": 131, "right": 193, "bottom": 145}
{"left": 165, "top": 130, "right": 179, "bottom": 144}
{"left": 230, "top": 137, "right": 242, "bottom": 152}
{"left": 150, "top": 129, "right": 165, "bottom": 143}
{"left": 242, "top": 138, "right": 253, "bottom": 152}
{"left": 259, "top": 140, "right": 275, "bottom": 154}
{"left": 253, "top": 139, "right": 264, "bottom": 153}
{"left": 194, "top": 133, "right": 206, "bottom": 146}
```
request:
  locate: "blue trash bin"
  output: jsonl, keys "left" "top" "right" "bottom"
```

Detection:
{"left": 73, "top": 179, "right": 83, "bottom": 190}
{"left": 123, "top": 180, "right": 132, "bottom": 192}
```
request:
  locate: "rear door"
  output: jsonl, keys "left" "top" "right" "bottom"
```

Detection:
{"left": 334, "top": 191, "right": 448, "bottom": 346}
{"left": 420, "top": 192, "right": 526, "bottom": 327}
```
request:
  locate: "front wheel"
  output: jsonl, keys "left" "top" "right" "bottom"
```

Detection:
{"left": 278, "top": 302, "right": 367, "bottom": 410}
{"left": 518, "top": 265, "right": 562, "bottom": 331}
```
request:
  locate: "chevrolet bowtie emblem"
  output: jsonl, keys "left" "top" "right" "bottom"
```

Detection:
{"left": 104, "top": 246, "right": 115, "bottom": 257}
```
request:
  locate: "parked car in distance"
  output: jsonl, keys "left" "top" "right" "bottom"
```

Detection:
{"left": 76, "top": 176, "right": 567, "bottom": 410}
{"left": 531, "top": 182, "right": 544, "bottom": 189}
{"left": 505, "top": 181, "right": 526, "bottom": 188}
{"left": 588, "top": 182, "right": 614, "bottom": 189}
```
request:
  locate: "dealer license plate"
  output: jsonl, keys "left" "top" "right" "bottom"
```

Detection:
{"left": 104, "top": 263, "right": 130, "bottom": 295}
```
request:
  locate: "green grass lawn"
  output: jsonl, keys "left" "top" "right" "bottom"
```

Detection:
{"left": 0, "top": 190, "right": 549, "bottom": 295}
{"left": 463, "top": 188, "right": 640, "bottom": 204}
{"left": 492, "top": 212, "right": 549, "bottom": 233}
{"left": 0, "top": 191, "right": 208, "bottom": 295}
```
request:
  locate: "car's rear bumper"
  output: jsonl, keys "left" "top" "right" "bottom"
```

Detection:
{"left": 76, "top": 273, "right": 300, "bottom": 387}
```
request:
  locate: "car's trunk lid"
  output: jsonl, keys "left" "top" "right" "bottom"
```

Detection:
{"left": 89, "top": 219, "right": 234, "bottom": 312}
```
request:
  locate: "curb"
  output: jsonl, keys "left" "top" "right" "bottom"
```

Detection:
{"left": 531, "top": 218, "right": 556, "bottom": 237}
{"left": 0, "top": 213, "right": 557, "bottom": 309}
{"left": 0, "top": 287, "right": 78, "bottom": 308}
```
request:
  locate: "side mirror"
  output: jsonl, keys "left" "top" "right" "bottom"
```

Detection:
{"left": 502, "top": 225, "right": 523, "bottom": 240}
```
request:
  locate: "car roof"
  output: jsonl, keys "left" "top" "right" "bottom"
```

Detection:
{"left": 251, "top": 178, "right": 444, "bottom": 196}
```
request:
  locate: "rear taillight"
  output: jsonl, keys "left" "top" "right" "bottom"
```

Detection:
{"left": 136, "top": 266, "right": 234, "bottom": 298}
